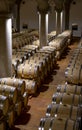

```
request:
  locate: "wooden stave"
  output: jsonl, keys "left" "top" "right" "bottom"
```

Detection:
{"left": 5, "top": 109, "right": 14, "bottom": 128}
{"left": 24, "top": 79, "right": 37, "bottom": 94}
{"left": 24, "top": 59, "right": 44, "bottom": 81}
{"left": 38, "top": 117, "right": 79, "bottom": 130}
{"left": 35, "top": 52, "right": 51, "bottom": 73}
{"left": 14, "top": 100, "right": 22, "bottom": 116}
{"left": 21, "top": 91, "right": 28, "bottom": 108}
{"left": 57, "top": 83, "right": 82, "bottom": 95}
{"left": 46, "top": 103, "right": 82, "bottom": 120}
{"left": 0, "top": 95, "right": 9, "bottom": 116}
{"left": 12, "top": 54, "right": 24, "bottom": 64}
{"left": 52, "top": 92, "right": 82, "bottom": 106}
{"left": 28, "top": 54, "right": 48, "bottom": 77}
{"left": 0, "top": 84, "right": 18, "bottom": 104}
{"left": 0, "top": 77, "right": 25, "bottom": 96}
{"left": 17, "top": 63, "right": 40, "bottom": 79}
{"left": 12, "top": 51, "right": 31, "bottom": 60}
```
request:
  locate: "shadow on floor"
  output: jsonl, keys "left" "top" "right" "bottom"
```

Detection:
{"left": 15, "top": 112, "right": 31, "bottom": 125}
{"left": 59, "top": 47, "right": 71, "bottom": 60}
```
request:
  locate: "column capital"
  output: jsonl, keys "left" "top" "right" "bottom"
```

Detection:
{"left": 37, "top": 6, "right": 50, "bottom": 14}
{"left": 55, "top": 6, "right": 63, "bottom": 13}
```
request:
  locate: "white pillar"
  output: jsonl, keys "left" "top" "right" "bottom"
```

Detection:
{"left": 0, "top": 13, "right": 12, "bottom": 78}
{"left": 39, "top": 12, "right": 48, "bottom": 47}
{"left": 56, "top": 11, "right": 63, "bottom": 35}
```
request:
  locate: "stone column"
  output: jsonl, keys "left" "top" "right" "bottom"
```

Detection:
{"left": 64, "top": 3, "right": 70, "bottom": 30}
{"left": 0, "top": 13, "right": 12, "bottom": 78}
{"left": 55, "top": 10, "right": 63, "bottom": 35}
{"left": 38, "top": 11, "right": 49, "bottom": 47}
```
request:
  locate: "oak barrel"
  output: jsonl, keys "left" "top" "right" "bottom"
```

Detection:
{"left": 5, "top": 109, "right": 14, "bottom": 128}
{"left": 0, "top": 84, "right": 18, "bottom": 104}
{"left": 14, "top": 100, "right": 22, "bottom": 116}
{"left": 0, "top": 77, "right": 25, "bottom": 96}
{"left": 38, "top": 117, "right": 79, "bottom": 130}
{"left": 22, "top": 91, "right": 28, "bottom": 108}
{"left": 24, "top": 79, "right": 37, "bottom": 94}
{"left": 57, "top": 83, "right": 82, "bottom": 95}
{"left": 0, "top": 95, "right": 9, "bottom": 115}
{"left": 46, "top": 103, "right": 82, "bottom": 120}
{"left": 52, "top": 92, "right": 82, "bottom": 106}
{"left": 17, "top": 63, "right": 39, "bottom": 79}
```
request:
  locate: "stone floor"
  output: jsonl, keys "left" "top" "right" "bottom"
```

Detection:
{"left": 11, "top": 37, "right": 80, "bottom": 130}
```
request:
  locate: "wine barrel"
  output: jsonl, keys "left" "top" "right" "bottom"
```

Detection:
{"left": 24, "top": 79, "right": 37, "bottom": 94}
{"left": 17, "top": 63, "right": 39, "bottom": 79}
{"left": 22, "top": 44, "right": 39, "bottom": 50}
{"left": 38, "top": 117, "right": 79, "bottom": 130}
{"left": 37, "top": 49, "right": 54, "bottom": 71}
{"left": 22, "top": 91, "right": 28, "bottom": 108}
{"left": 25, "top": 58, "right": 44, "bottom": 73}
{"left": 65, "top": 51, "right": 82, "bottom": 85}
{"left": 52, "top": 92, "right": 82, "bottom": 106}
{"left": 12, "top": 59, "right": 20, "bottom": 77}
{"left": 20, "top": 47, "right": 36, "bottom": 55}
{"left": 71, "top": 65, "right": 81, "bottom": 84}
{"left": 12, "top": 38, "right": 20, "bottom": 49}
{"left": 0, "top": 84, "right": 18, "bottom": 104}
{"left": 12, "top": 64, "right": 17, "bottom": 77}
{"left": 0, "top": 95, "right": 9, "bottom": 115}
{"left": 65, "top": 65, "right": 74, "bottom": 80}
{"left": 32, "top": 39, "right": 40, "bottom": 47}
{"left": 36, "top": 52, "right": 51, "bottom": 73}
{"left": 17, "top": 48, "right": 33, "bottom": 56}
{"left": 0, "top": 77, "right": 25, "bottom": 96}
{"left": 42, "top": 46, "right": 56, "bottom": 66}
{"left": 5, "top": 109, "right": 14, "bottom": 128}
{"left": 25, "top": 59, "right": 44, "bottom": 81}
{"left": 57, "top": 83, "right": 82, "bottom": 95}
{"left": 42, "top": 46, "right": 56, "bottom": 53}
{"left": 12, "top": 54, "right": 24, "bottom": 63}
{"left": 14, "top": 100, "right": 22, "bottom": 116}
{"left": 13, "top": 51, "right": 30, "bottom": 60}
{"left": 46, "top": 103, "right": 82, "bottom": 120}
{"left": 29, "top": 54, "right": 48, "bottom": 77}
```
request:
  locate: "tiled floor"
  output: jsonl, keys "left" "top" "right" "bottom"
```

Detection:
{"left": 11, "top": 38, "right": 80, "bottom": 130}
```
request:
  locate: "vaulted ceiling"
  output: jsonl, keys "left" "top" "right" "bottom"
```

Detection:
{"left": 0, "top": 0, "right": 16, "bottom": 12}
{"left": 0, "top": 0, "right": 76, "bottom": 13}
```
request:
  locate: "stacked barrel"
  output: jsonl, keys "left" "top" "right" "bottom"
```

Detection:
{"left": 16, "top": 46, "right": 56, "bottom": 93}
{"left": 38, "top": 36, "right": 82, "bottom": 130}
{"left": 38, "top": 82, "right": 82, "bottom": 130}
{"left": 48, "top": 31, "right": 57, "bottom": 43}
{"left": 12, "top": 30, "right": 57, "bottom": 94}
{"left": 65, "top": 48, "right": 82, "bottom": 85}
{"left": 48, "top": 30, "right": 72, "bottom": 59}
{"left": 0, "top": 77, "right": 28, "bottom": 129}
{"left": 59, "top": 30, "right": 73, "bottom": 45}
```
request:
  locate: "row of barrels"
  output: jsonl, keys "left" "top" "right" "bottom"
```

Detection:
{"left": 38, "top": 82, "right": 82, "bottom": 130}
{"left": 12, "top": 43, "right": 39, "bottom": 77}
{"left": 65, "top": 48, "right": 82, "bottom": 85}
{"left": 12, "top": 29, "right": 40, "bottom": 50}
{"left": 48, "top": 32, "right": 71, "bottom": 59}
{"left": 12, "top": 30, "right": 72, "bottom": 94}
{"left": 12, "top": 45, "right": 56, "bottom": 94}
{"left": 0, "top": 77, "right": 29, "bottom": 129}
